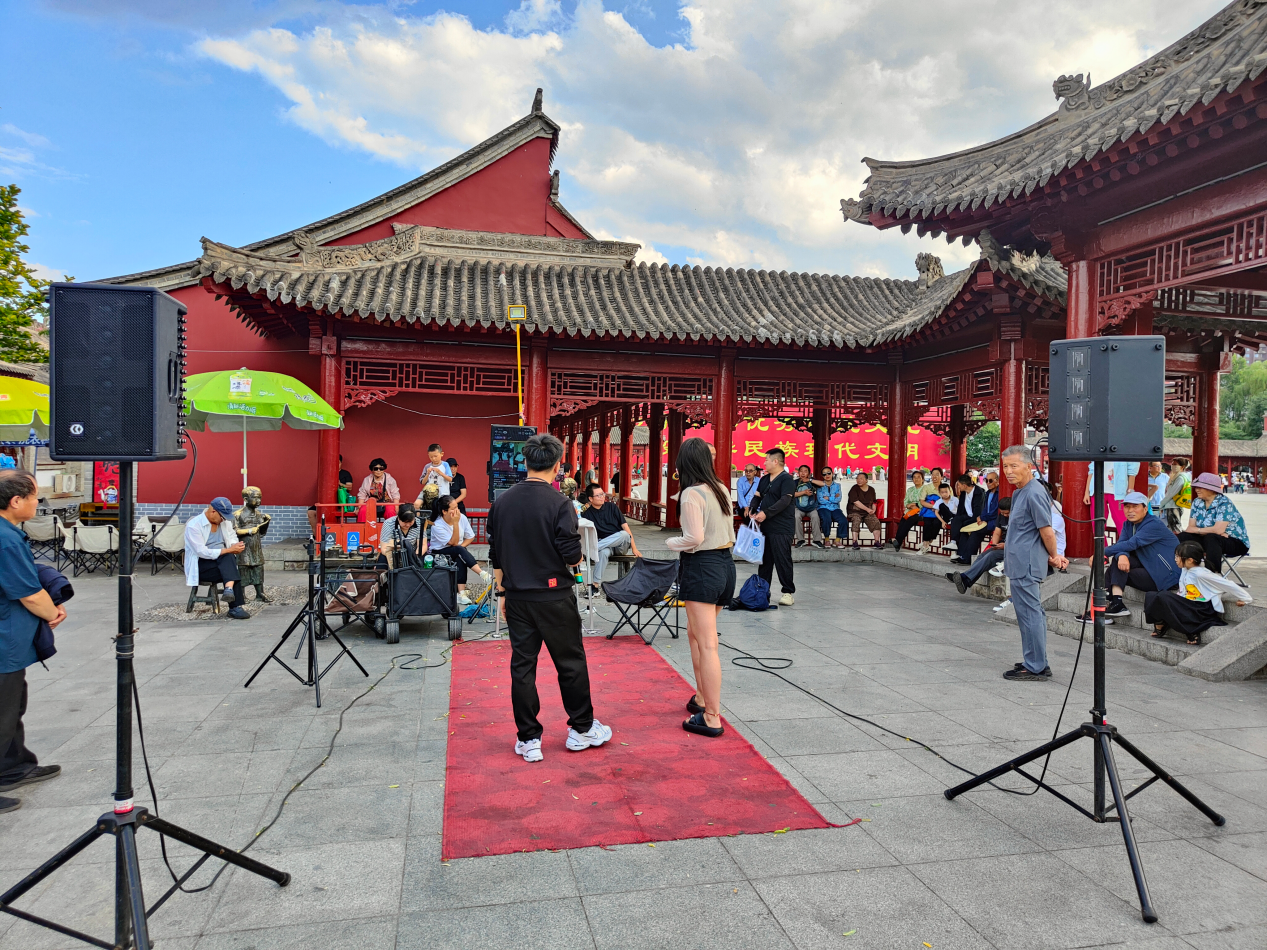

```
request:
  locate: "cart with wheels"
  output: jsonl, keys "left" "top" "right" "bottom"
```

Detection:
{"left": 373, "top": 561, "right": 464, "bottom": 643}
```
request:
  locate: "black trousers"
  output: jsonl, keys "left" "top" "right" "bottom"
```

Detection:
{"left": 758, "top": 533, "right": 795, "bottom": 594}
{"left": 432, "top": 545, "right": 479, "bottom": 585}
{"left": 951, "top": 518, "right": 986, "bottom": 560}
{"left": 198, "top": 554, "right": 245, "bottom": 607}
{"left": 1106, "top": 551, "right": 1156, "bottom": 594}
{"left": 0, "top": 669, "right": 38, "bottom": 781}
{"left": 506, "top": 597, "right": 594, "bottom": 742}
{"left": 1177, "top": 531, "right": 1248, "bottom": 576}
{"left": 895, "top": 515, "right": 942, "bottom": 546}
{"left": 960, "top": 546, "right": 1004, "bottom": 588}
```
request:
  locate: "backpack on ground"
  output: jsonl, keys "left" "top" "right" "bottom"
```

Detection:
{"left": 729, "top": 573, "right": 773, "bottom": 611}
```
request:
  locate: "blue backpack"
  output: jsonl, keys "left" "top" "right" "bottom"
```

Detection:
{"left": 734, "top": 574, "right": 772, "bottom": 611}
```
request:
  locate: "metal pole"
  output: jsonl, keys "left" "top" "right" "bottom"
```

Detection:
{"left": 1092, "top": 460, "right": 1107, "bottom": 820}
{"left": 515, "top": 324, "right": 524, "bottom": 425}
{"left": 115, "top": 461, "right": 135, "bottom": 815}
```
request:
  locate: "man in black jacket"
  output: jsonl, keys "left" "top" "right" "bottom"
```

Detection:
{"left": 949, "top": 473, "right": 988, "bottom": 565}
{"left": 751, "top": 447, "right": 797, "bottom": 606}
{"left": 487, "top": 434, "right": 612, "bottom": 764}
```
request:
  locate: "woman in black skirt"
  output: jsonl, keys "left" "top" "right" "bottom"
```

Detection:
{"left": 666, "top": 438, "right": 736, "bottom": 738}
{"left": 1145, "top": 541, "right": 1251, "bottom": 645}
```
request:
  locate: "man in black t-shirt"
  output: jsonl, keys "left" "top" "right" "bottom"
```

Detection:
{"left": 446, "top": 458, "right": 468, "bottom": 513}
{"left": 751, "top": 447, "right": 797, "bottom": 605}
{"left": 581, "top": 484, "right": 640, "bottom": 592}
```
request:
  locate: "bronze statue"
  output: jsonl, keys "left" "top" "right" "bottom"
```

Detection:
{"left": 234, "top": 486, "right": 272, "bottom": 602}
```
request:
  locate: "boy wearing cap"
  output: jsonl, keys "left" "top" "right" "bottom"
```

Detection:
{"left": 1077, "top": 491, "right": 1179, "bottom": 623}
{"left": 184, "top": 498, "right": 250, "bottom": 620}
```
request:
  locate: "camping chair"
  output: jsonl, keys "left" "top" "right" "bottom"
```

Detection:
{"left": 602, "top": 557, "right": 680, "bottom": 645}
{"left": 66, "top": 524, "right": 118, "bottom": 577}
{"left": 1223, "top": 552, "right": 1251, "bottom": 588}
{"left": 577, "top": 517, "right": 599, "bottom": 635}
{"left": 23, "top": 515, "right": 66, "bottom": 566}
{"left": 146, "top": 518, "right": 185, "bottom": 575}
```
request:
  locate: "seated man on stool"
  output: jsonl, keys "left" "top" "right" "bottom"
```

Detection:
{"left": 184, "top": 497, "right": 249, "bottom": 620}
{"left": 1077, "top": 491, "right": 1179, "bottom": 624}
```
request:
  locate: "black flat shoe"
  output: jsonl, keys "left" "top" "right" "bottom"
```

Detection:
{"left": 682, "top": 712, "right": 724, "bottom": 737}
{"left": 686, "top": 694, "right": 705, "bottom": 715}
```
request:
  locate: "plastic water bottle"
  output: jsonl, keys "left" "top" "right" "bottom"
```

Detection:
{"left": 423, "top": 553, "right": 434, "bottom": 569}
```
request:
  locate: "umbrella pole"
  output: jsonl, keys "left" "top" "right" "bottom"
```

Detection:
{"left": 243, "top": 418, "right": 248, "bottom": 490}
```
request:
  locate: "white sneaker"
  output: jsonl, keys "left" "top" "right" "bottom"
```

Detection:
{"left": 514, "top": 738, "right": 543, "bottom": 762}
{"left": 989, "top": 564, "right": 1005, "bottom": 577}
{"left": 993, "top": 598, "right": 1011, "bottom": 613}
{"left": 457, "top": 592, "right": 472, "bottom": 606}
{"left": 918, "top": 543, "right": 930, "bottom": 555}
{"left": 566, "top": 719, "right": 613, "bottom": 751}
{"left": 779, "top": 593, "right": 795, "bottom": 606}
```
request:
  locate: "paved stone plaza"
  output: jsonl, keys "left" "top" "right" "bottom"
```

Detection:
{"left": 1, "top": 557, "right": 1265, "bottom": 950}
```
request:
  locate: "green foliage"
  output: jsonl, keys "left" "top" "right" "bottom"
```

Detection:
{"left": 1219, "top": 354, "right": 1267, "bottom": 440}
{"left": 1163, "top": 422, "right": 1192, "bottom": 438}
{"left": 0, "top": 185, "right": 51, "bottom": 363}
{"left": 966, "top": 420, "right": 1000, "bottom": 468}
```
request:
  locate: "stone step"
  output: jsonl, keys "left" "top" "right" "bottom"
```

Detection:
{"left": 1046, "top": 611, "right": 1203, "bottom": 667}
{"left": 1054, "top": 590, "right": 1233, "bottom": 643}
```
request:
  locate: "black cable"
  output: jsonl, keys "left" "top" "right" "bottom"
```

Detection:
{"left": 133, "top": 649, "right": 446, "bottom": 893}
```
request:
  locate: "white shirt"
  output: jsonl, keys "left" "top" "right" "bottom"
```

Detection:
{"left": 1051, "top": 504, "right": 1066, "bottom": 557}
{"left": 420, "top": 460, "right": 452, "bottom": 489}
{"left": 184, "top": 512, "right": 238, "bottom": 587}
{"left": 430, "top": 514, "right": 474, "bottom": 548}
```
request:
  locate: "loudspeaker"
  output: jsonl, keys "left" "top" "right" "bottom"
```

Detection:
{"left": 48, "top": 282, "right": 188, "bottom": 462}
{"left": 1048, "top": 335, "right": 1165, "bottom": 462}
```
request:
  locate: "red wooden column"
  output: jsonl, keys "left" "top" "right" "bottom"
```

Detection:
{"left": 1194, "top": 368, "right": 1221, "bottom": 476}
{"left": 949, "top": 404, "right": 967, "bottom": 480}
{"left": 999, "top": 345, "right": 1025, "bottom": 497}
{"left": 648, "top": 403, "right": 664, "bottom": 508}
{"left": 714, "top": 349, "right": 737, "bottom": 483}
{"left": 618, "top": 406, "right": 634, "bottom": 499}
{"left": 886, "top": 375, "right": 908, "bottom": 533}
{"left": 666, "top": 407, "right": 684, "bottom": 528}
{"left": 812, "top": 404, "right": 831, "bottom": 477}
{"left": 599, "top": 415, "right": 613, "bottom": 492}
{"left": 568, "top": 426, "right": 579, "bottom": 477}
{"left": 1062, "top": 260, "right": 1095, "bottom": 558}
{"left": 526, "top": 341, "right": 549, "bottom": 433}
{"left": 317, "top": 336, "right": 342, "bottom": 508}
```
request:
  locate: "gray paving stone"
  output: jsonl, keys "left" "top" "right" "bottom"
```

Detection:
{"left": 194, "top": 916, "right": 398, "bottom": 949}
{"left": 397, "top": 898, "right": 594, "bottom": 950}
{"left": 839, "top": 792, "right": 1038, "bottom": 864}
{"left": 788, "top": 749, "right": 949, "bottom": 801}
{"left": 401, "top": 834, "right": 577, "bottom": 911}
{"left": 721, "top": 824, "right": 899, "bottom": 879}
{"left": 1185, "top": 923, "right": 1267, "bottom": 949}
{"left": 584, "top": 880, "right": 794, "bottom": 950}
{"left": 568, "top": 836, "right": 744, "bottom": 896}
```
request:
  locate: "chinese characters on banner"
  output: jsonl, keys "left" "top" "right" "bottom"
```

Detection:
{"left": 634, "top": 419, "right": 950, "bottom": 472}
{"left": 93, "top": 461, "right": 120, "bottom": 505}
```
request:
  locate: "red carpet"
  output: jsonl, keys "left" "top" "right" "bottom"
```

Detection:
{"left": 441, "top": 636, "right": 829, "bottom": 859}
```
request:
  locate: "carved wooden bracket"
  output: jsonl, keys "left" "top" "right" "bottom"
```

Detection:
{"left": 343, "top": 388, "right": 398, "bottom": 410}
{"left": 1099, "top": 291, "right": 1156, "bottom": 329}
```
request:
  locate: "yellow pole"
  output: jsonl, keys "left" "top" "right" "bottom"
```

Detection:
{"left": 515, "top": 323, "right": 524, "bottom": 425}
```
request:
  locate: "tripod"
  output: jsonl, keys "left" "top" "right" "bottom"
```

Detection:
{"left": 945, "top": 461, "right": 1224, "bottom": 923}
{"left": 244, "top": 524, "right": 368, "bottom": 708}
{"left": 0, "top": 464, "right": 290, "bottom": 950}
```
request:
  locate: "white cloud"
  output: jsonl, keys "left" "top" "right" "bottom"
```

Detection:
{"left": 29, "top": 262, "right": 70, "bottom": 281}
{"left": 1, "top": 124, "right": 52, "bottom": 148}
{"left": 194, "top": 0, "right": 1228, "bottom": 280}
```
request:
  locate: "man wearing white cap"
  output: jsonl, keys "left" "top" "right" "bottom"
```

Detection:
{"left": 1076, "top": 491, "right": 1179, "bottom": 624}
{"left": 184, "top": 497, "right": 250, "bottom": 620}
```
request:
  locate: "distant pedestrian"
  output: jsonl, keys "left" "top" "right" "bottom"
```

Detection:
{"left": 487, "top": 434, "right": 612, "bottom": 763}
{"left": 751, "top": 448, "right": 796, "bottom": 606}
{"left": 1001, "top": 445, "right": 1068, "bottom": 681}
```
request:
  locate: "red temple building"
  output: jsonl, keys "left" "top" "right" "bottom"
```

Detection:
{"left": 842, "top": 0, "right": 1267, "bottom": 555}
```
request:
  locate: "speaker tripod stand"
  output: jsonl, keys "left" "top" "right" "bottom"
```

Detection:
{"left": 244, "top": 532, "right": 368, "bottom": 708}
{"left": 945, "top": 461, "right": 1224, "bottom": 923}
{"left": 0, "top": 464, "right": 291, "bottom": 950}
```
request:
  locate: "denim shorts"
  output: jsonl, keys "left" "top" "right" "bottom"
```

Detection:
{"left": 678, "top": 548, "right": 737, "bottom": 606}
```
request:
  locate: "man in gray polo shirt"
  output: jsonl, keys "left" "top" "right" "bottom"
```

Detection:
{"left": 1001, "top": 445, "right": 1068, "bottom": 681}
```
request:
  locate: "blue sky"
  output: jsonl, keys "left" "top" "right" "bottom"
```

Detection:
{"left": 2, "top": 0, "right": 1228, "bottom": 284}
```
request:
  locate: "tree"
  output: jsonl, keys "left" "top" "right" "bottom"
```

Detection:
{"left": 966, "top": 421, "right": 1000, "bottom": 468}
{"left": 1219, "top": 355, "right": 1267, "bottom": 440}
{"left": 0, "top": 184, "right": 51, "bottom": 363}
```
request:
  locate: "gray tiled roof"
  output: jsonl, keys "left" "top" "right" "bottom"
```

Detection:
{"left": 842, "top": 0, "right": 1267, "bottom": 225}
{"left": 1166, "top": 434, "right": 1267, "bottom": 458}
{"left": 194, "top": 225, "right": 1066, "bottom": 348}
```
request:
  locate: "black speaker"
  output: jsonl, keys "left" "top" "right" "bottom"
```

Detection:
{"left": 1048, "top": 335, "right": 1165, "bottom": 462}
{"left": 48, "top": 282, "right": 188, "bottom": 462}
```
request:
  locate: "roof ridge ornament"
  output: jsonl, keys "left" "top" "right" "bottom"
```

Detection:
{"left": 532, "top": 88, "right": 543, "bottom": 113}
{"left": 915, "top": 253, "right": 944, "bottom": 290}
{"left": 1053, "top": 73, "right": 1091, "bottom": 111}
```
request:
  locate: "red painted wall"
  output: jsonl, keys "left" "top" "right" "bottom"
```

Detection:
{"left": 330, "top": 138, "right": 587, "bottom": 245}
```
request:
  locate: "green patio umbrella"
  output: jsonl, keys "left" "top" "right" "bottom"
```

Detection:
{"left": 183, "top": 368, "right": 343, "bottom": 488}
{"left": 0, "top": 375, "right": 50, "bottom": 444}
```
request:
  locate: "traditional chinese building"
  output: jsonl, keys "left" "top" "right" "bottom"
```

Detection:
{"left": 842, "top": 0, "right": 1267, "bottom": 555}
{"left": 107, "top": 90, "right": 1070, "bottom": 535}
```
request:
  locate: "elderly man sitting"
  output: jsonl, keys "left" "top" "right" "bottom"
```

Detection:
{"left": 581, "top": 484, "right": 641, "bottom": 593}
{"left": 184, "top": 497, "right": 250, "bottom": 620}
{"left": 1077, "top": 490, "right": 1179, "bottom": 624}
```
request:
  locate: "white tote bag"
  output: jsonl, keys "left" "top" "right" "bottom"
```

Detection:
{"left": 734, "top": 519, "right": 765, "bottom": 564}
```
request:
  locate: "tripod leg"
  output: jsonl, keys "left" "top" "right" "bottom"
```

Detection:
{"left": 243, "top": 610, "right": 305, "bottom": 689}
{"left": 120, "top": 824, "right": 152, "bottom": 950}
{"left": 944, "top": 725, "right": 1088, "bottom": 800}
{"left": 140, "top": 816, "right": 291, "bottom": 886}
{"left": 0, "top": 826, "right": 104, "bottom": 906}
{"left": 310, "top": 619, "right": 321, "bottom": 708}
{"left": 1112, "top": 733, "right": 1226, "bottom": 826}
{"left": 1099, "top": 732, "right": 1158, "bottom": 924}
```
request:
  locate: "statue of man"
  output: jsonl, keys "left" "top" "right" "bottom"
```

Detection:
{"left": 234, "top": 486, "right": 272, "bottom": 602}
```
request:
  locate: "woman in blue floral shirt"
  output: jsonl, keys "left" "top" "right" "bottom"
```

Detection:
{"left": 1178, "top": 472, "right": 1249, "bottom": 575}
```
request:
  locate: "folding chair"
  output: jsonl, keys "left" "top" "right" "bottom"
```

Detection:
{"left": 602, "top": 557, "right": 680, "bottom": 645}
{"left": 22, "top": 515, "right": 66, "bottom": 566}
{"left": 145, "top": 518, "right": 186, "bottom": 575}
{"left": 577, "top": 517, "right": 599, "bottom": 635}
{"left": 67, "top": 524, "right": 118, "bottom": 577}
{"left": 1223, "top": 553, "right": 1251, "bottom": 588}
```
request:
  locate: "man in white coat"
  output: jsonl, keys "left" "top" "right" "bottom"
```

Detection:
{"left": 184, "top": 497, "right": 249, "bottom": 619}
